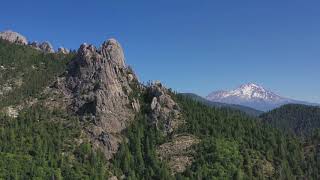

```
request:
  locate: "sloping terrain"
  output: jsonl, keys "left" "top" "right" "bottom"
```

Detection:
{"left": 1, "top": 34, "right": 320, "bottom": 179}
{"left": 0, "top": 39, "right": 111, "bottom": 179}
{"left": 181, "top": 93, "right": 262, "bottom": 116}
{"left": 260, "top": 104, "right": 320, "bottom": 137}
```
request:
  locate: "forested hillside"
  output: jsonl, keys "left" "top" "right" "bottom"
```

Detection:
{"left": 111, "top": 94, "right": 320, "bottom": 179}
{"left": 0, "top": 39, "right": 74, "bottom": 108}
{"left": 180, "top": 93, "right": 263, "bottom": 116}
{"left": 1, "top": 38, "right": 320, "bottom": 180}
{"left": 260, "top": 104, "right": 320, "bottom": 137}
{"left": 0, "top": 39, "right": 110, "bottom": 179}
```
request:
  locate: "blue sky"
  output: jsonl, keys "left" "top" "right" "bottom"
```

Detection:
{"left": 1, "top": 0, "right": 320, "bottom": 103}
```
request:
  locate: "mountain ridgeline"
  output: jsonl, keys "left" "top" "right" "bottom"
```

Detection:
{"left": 206, "top": 83, "right": 318, "bottom": 111}
{"left": 180, "top": 93, "right": 263, "bottom": 116}
{"left": 260, "top": 104, "right": 320, "bottom": 137}
{"left": 0, "top": 31, "right": 320, "bottom": 179}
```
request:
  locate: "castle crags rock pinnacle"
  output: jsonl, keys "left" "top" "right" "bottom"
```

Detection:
{"left": 0, "top": 29, "right": 183, "bottom": 160}
{"left": 62, "top": 39, "right": 140, "bottom": 159}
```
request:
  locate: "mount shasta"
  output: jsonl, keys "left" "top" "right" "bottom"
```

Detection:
{"left": 206, "top": 83, "right": 318, "bottom": 111}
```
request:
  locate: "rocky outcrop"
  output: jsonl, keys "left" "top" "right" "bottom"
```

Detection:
{"left": 44, "top": 37, "right": 183, "bottom": 161}
{"left": 39, "top": 41, "right": 54, "bottom": 53}
{"left": 52, "top": 38, "right": 140, "bottom": 159}
{"left": 147, "top": 81, "right": 183, "bottom": 135}
{"left": 157, "top": 135, "right": 200, "bottom": 174}
{"left": 29, "top": 41, "right": 40, "bottom": 49}
{"left": 147, "top": 82, "right": 196, "bottom": 174}
{"left": 29, "top": 41, "right": 55, "bottom": 53}
{"left": 100, "top": 39, "right": 125, "bottom": 67}
{"left": 0, "top": 30, "right": 55, "bottom": 53}
{"left": 0, "top": 30, "right": 28, "bottom": 45}
{"left": 58, "top": 47, "right": 69, "bottom": 54}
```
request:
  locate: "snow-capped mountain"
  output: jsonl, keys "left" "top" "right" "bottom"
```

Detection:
{"left": 206, "top": 83, "right": 316, "bottom": 111}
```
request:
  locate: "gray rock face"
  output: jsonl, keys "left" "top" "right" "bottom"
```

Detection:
{"left": 58, "top": 47, "right": 70, "bottom": 54}
{"left": 156, "top": 135, "right": 200, "bottom": 174}
{"left": 100, "top": 38, "right": 126, "bottom": 67}
{"left": 47, "top": 38, "right": 181, "bottom": 160}
{"left": 61, "top": 39, "right": 140, "bottom": 159}
{"left": 147, "top": 81, "right": 183, "bottom": 135}
{"left": 29, "top": 41, "right": 55, "bottom": 53}
{"left": 39, "top": 41, "right": 54, "bottom": 53}
{"left": 0, "top": 30, "right": 28, "bottom": 45}
{"left": 29, "top": 41, "right": 40, "bottom": 49}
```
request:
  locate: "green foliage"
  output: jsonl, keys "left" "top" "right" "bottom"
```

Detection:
{"left": 1, "top": 38, "right": 320, "bottom": 179}
{"left": 112, "top": 94, "right": 314, "bottom": 179}
{"left": 180, "top": 93, "right": 263, "bottom": 117}
{"left": 260, "top": 104, "right": 320, "bottom": 137}
{"left": 190, "top": 138, "right": 243, "bottom": 179}
{"left": 113, "top": 113, "right": 172, "bottom": 180}
{"left": 0, "top": 41, "right": 108, "bottom": 179}
{"left": 0, "top": 106, "right": 109, "bottom": 179}
{"left": 301, "top": 129, "right": 320, "bottom": 179}
{"left": 175, "top": 95, "right": 305, "bottom": 179}
{"left": 0, "top": 39, "right": 75, "bottom": 108}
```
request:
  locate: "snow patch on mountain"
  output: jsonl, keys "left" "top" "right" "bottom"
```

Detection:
{"left": 206, "top": 83, "right": 314, "bottom": 111}
{"left": 209, "top": 83, "right": 284, "bottom": 101}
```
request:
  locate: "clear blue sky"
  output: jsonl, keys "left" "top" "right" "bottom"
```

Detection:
{"left": 1, "top": 0, "right": 320, "bottom": 103}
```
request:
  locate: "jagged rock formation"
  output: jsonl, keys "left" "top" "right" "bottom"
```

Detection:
{"left": 51, "top": 38, "right": 140, "bottom": 159}
{"left": 38, "top": 41, "right": 54, "bottom": 53}
{"left": 0, "top": 30, "right": 28, "bottom": 45}
{"left": 44, "top": 38, "right": 183, "bottom": 161}
{"left": 29, "top": 41, "right": 40, "bottom": 49}
{"left": 0, "top": 30, "right": 56, "bottom": 53}
{"left": 100, "top": 39, "right": 126, "bottom": 67}
{"left": 147, "top": 81, "right": 183, "bottom": 135}
{"left": 58, "top": 47, "right": 70, "bottom": 54}
{"left": 29, "top": 41, "right": 55, "bottom": 53}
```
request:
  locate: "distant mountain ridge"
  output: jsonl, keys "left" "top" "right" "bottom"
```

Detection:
{"left": 206, "top": 83, "right": 318, "bottom": 111}
{"left": 260, "top": 104, "right": 320, "bottom": 137}
{"left": 181, "top": 93, "right": 263, "bottom": 116}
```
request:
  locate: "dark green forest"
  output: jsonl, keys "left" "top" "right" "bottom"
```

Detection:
{"left": 180, "top": 93, "right": 263, "bottom": 117}
{"left": 111, "top": 94, "right": 320, "bottom": 179}
{"left": 260, "top": 104, "right": 320, "bottom": 137}
{"left": 0, "top": 39, "right": 75, "bottom": 108}
{"left": 0, "top": 39, "right": 109, "bottom": 179}
{"left": 1, "top": 39, "right": 320, "bottom": 179}
{"left": 0, "top": 106, "right": 109, "bottom": 179}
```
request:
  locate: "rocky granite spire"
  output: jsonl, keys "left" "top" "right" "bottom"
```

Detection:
{"left": 29, "top": 41, "right": 55, "bottom": 53}
{"left": 47, "top": 38, "right": 182, "bottom": 160}
{"left": 0, "top": 30, "right": 28, "bottom": 45}
{"left": 38, "top": 41, "right": 54, "bottom": 53}
{"left": 57, "top": 39, "right": 139, "bottom": 159}
{"left": 100, "top": 38, "right": 126, "bottom": 67}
